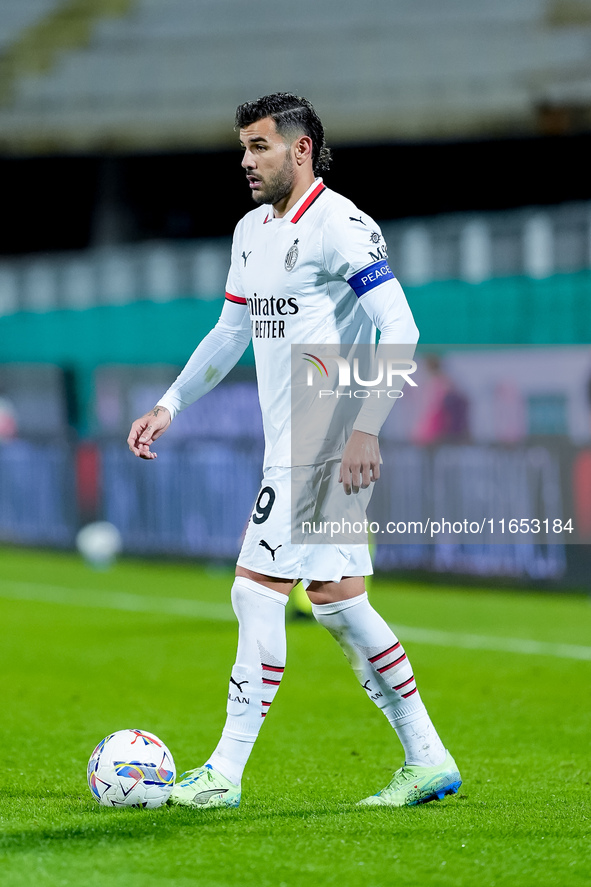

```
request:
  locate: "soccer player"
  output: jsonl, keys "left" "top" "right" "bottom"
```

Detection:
{"left": 127, "top": 93, "right": 461, "bottom": 808}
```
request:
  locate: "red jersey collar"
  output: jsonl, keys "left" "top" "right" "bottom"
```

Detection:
{"left": 263, "top": 179, "right": 326, "bottom": 225}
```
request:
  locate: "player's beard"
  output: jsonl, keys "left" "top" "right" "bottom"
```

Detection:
{"left": 252, "top": 153, "right": 295, "bottom": 206}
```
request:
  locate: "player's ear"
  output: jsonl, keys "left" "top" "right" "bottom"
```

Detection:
{"left": 293, "top": 135, "right": 313, "bottom": 166}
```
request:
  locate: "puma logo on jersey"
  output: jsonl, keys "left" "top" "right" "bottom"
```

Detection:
{"left": 259, "top": 540, "right": 282, "bottom": 560}
{"left": 349, "top": 215, "right": 366, "bottom": 225}
{"left": 242, "top": 250, "right": 252, "bottom": 266}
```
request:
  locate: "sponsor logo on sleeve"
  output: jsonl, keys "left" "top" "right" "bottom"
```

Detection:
{"left": 368, "top": 231, "right": 387, "bottom": 261}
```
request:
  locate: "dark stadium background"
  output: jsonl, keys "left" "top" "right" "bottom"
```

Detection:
{"left": 2, "top": 134, "right": 591, "bottom": 253}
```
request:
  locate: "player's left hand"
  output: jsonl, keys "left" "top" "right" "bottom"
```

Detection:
{"left": 338, "top": 430, "right": 380, "bottom": 495}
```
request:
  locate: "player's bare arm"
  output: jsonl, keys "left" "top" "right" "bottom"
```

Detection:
{"left": 338, "top": 429, "right": 380, "bottom": 495}
{"left": 127, "top": 405, "right": 171, "bottom": 459}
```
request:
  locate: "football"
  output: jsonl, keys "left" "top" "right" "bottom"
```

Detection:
{"left": 87, "top": 729, "right": 176, "bottom": 808}
{"left": 76, "top": 521, "right": 122, "bottom": 569}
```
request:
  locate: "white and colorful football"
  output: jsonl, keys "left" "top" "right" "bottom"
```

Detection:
{"left": 87, "top": 729, "right": 176, "bottom": 808}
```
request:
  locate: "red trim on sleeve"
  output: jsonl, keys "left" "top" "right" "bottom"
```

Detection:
{"left": 291, "top": 182, "right": 326, "bottom": 223}
{"left": 225, "top": 291, "right": 247, "bottom": 304}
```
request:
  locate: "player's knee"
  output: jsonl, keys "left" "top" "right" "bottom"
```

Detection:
{"left": 306, "top": 586, "right": 334, "bottom": 607}
{"left": 231, "top": 576, "right": 290, "bottom": 622}
{"left": 309, "top": 600, "right": 342, "bottom": 632}
{"left": 231, "top": 577, "right": 267, "bottom": 618}
{"left": 307, "top": 576, "right": 366, "bottom": 607}
{"left": 231, "top": 579, "right": 250, "bottom": 618}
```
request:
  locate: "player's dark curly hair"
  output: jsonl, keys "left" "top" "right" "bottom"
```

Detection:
{"left": 235, "top": 93, "right": 332, "bottom": 175}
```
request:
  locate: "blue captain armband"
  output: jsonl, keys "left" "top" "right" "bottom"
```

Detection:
{"left": 347, "top": 259, "right": 395, "bottom": 298}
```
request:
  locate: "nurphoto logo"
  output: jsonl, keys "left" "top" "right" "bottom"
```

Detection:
{"left": 303, "top": 352, "right": 417, "bottom": 397}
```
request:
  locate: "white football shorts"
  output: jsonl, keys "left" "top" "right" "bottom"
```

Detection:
{"left": 237, "top": 462, "right": 374, "bottom": 586}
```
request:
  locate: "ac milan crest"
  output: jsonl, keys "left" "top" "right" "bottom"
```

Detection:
{"left": 284, "top": 239, "right": 299, "bottom": 271}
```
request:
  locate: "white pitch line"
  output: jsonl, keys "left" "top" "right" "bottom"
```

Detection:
{"left": 391, "top": 624, "right": 591, "bottom": 662}
{"left": 1, "top": 579, "right": 590, "bottom": 661}
{"left": 0, "top": 580, "right": 235, "bottom": 622}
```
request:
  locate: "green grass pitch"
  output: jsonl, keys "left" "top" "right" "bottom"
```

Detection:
{"left": 0, "top": 545, "right": 589, "bottom": 887}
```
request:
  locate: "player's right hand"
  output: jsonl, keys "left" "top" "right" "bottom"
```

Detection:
{"left": 127, "top": 405, "right": 171, "bottom": 459}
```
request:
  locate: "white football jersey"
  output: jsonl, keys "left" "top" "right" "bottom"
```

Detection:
{"left": 224, "top": 178, "right": 415, "bottom": 468}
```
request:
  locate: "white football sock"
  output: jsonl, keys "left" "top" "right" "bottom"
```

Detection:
{"left": 207, "top": 577, "right": 288, "bottom": 785}
{"left": 312, "top": 592, "right": 446, "bottom": 767}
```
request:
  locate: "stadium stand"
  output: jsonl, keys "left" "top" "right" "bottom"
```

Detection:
{"left": 0, "top": 201, "right": 589, "bottom": 316}
{"left": 0, "top": 1, "right": 133, "bottom": 104}
{"left": 0, "top": 1, "right": 62, "bottom": 53}
{"left": 1, "top": 0, "right": 591, "bottom": 150}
